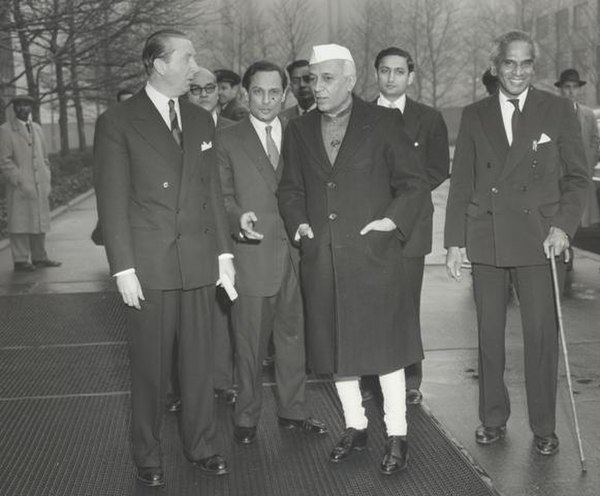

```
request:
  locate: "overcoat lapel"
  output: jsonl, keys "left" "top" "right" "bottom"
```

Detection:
{"left": 500, "top": 87, "right": 547, "bottom": 181}
{"left": 403, "top": 98, "right": 421, "bottom": 141}
{"left": 296, "top": 110, "right": 332, "bottom": 175}
{"left": 238, "top": 118, "right": 279, "bottom": 192}
{"left": 331, "top": 98, "right": 374, "bottom": 174}
{"left": 130, "top": 91, "right": 182, "bottom": 165}
{"left": 478, "top": 94, "right": 509, "bottom": 165}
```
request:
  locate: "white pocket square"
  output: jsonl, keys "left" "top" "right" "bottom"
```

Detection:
{"left": 537, "top": 133, "right": 551, "bottom": 144}
{"left": 201, "top": 141, "right": 212, "bottom": 151}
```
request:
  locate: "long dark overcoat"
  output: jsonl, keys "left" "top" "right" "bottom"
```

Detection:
{"left": 278, "top": 96, "right": 430, "bottom": 376}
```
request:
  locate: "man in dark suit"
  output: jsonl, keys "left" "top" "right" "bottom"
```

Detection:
{"left": 372, "top": 46, "right": 449, "bottom": 405}
{"left": 280, "top": 59, "right": 316, "bottom": 121}
{"left": 216, "top": 61, "right": 327, "bottom": 445}
{"left": 555, "top": 68, "right": 600, "bottom": 227}
{"left": 216, "top": 69, "right": 248, "bottom": 121}
{"left": 94, "top": 30, "right": 234, "bottom": 486}
{"left": 278, "top": 44, "right": 429, "bottom": 475}
{"left": 445, "top": 30, "right": 588, "bottom": 456}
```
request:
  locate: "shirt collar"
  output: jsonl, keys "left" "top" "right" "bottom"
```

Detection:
{"left": 212, "top": 109, "right": 218, "bottom": 126}
{"left": 378, "top": 94, "right": 406, "bottom": 112}
{"left": 145, "top": 82, "right": 180, "bottom": 113}
{"left": 299, "top": 103, "right": 317, "bottom": 115}
{"left": 498, "top": 86, "right": 529, "bottom": 111}
{"left": 249, "top": 113, "right": 281, "bottom": 133}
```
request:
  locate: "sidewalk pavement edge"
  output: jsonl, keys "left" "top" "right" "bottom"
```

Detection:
{"left": 0, "top": 188, "right": 95, "bottom": 252}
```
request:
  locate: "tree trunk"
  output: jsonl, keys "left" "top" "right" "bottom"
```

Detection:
{"left": 12, "top": 0, "right": 40, "bottom": 122}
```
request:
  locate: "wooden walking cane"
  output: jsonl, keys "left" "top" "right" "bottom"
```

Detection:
{"left": 549, "top": 246, "right": 587, "bottom": 473}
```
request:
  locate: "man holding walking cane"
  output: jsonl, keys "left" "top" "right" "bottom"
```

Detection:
{"left": 444, "top": 30, "right": 589, "bottom": 456}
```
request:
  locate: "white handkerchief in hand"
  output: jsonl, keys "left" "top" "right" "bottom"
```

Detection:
{"left": 201, "top": 141, "right": 212, "bottom": 151}
{"left": 537, "top": 133, "right": 551, "bottom": 144}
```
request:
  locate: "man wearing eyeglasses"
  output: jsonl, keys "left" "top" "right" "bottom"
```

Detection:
{"left": 280, "top": 59, "right": 316, "bottom": 121}
{"left": 445, "top": 30, "right": 588, "bottom": 456}
{"left": 216, "top": 60, "right": 327, "bottom": 445}
{"left": 188, "top": 68, "right": 234, "bottom": 130}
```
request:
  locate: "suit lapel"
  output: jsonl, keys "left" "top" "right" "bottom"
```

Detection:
{"left": 238, "top": 118, "right": 279, "bottom": 192}
{"left": 130, "top": 90, "right": 182, "bottom": 164}
{"left": 178, "top": 99, "right": 202, "bottom": 205}
{"left": 500, "top": 88, "right": 546, "bottom": 180}
{"left": 478, "top": 94, "right": 509, "bottom": 164}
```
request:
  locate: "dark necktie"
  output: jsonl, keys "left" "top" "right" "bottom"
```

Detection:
{"left": 25, "top": 122, "right": 31, "bottom": 135}
{"left": 508, "top": 98, "right": 520, "bottom": 145}
{"left": 265, "top": 125, "right": 279, "bottom": 169}
{"left": 168, "top": 99, "right": 182, "bottom": 148}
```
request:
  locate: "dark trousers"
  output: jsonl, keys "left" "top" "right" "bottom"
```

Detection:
{"left": 213, "top": 288, "right": 235, "bottom": 390}
{"left": 472, "top": 262, "right": 565, "bottom": 436}
{"left": 232, "top": 258, "right": 306, "bottom": 427}
{"left": 404, "top": 255, "right": 425, "bottom": 390}
{"left": 126, "top": 285, "right": 216, "bottom": 468}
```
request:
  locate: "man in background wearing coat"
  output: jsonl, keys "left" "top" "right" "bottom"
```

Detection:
{"left": 217, "top": 60, "right": 327, "bottom": 445}
{"left": 555, "top": 68, "right": 600, "bottom": 227}
{"left": 445, "top": 30, "right": 588, "bottom": 456}
{"left": 216, "top": 69, "right": 248, "bottom": 121}
{"left": 278, "top": 44, "right": 429, "bottom": 475}
{"left": 0, "top": 95, "right": 61, "bottom": 272}
{"left": 372, "top": 46, "right": 450, "bottom": 405}
{"left": 94, "top": 29, "right": 234, "bottom": 486}
{"left": 280, "top": 59, "right": 316, "bottom": 121}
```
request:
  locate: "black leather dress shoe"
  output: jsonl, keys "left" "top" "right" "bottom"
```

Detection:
{"left": 534, "top": 433, "right": 559, "bottom": 456}
{"left": 136, "top": 467, "right": 164, "bottom": 487}
{"left": 234, "top": 425, "right": 257, "bottom": 445}
{"left": 406, "top": 389, "right": 423, "bottom": 405}
{"left": 475, "top": 424, "right": 506, "bottom": 444}
{"left": 329, "top": 428, "right": 368, "bottom": 462}
{"left": 380, "top": 436, "right": 409, "bottom": 475}
{"left": 194, "top": 454, "right": 230, "bottom": 475}
{"left": 278, "top": 416, "right": 328, "bottom": 435}
{"left": 14, "top": 262, "right": 36, "bottom": 272}
{"left": 215, "top": 387, "right": 238, "bottom": 404}
{"left": 165, "top": 398, "right": 181, "bottom": 413}
{"left": 32, "top": 259, "right": 62, "bottom": 268}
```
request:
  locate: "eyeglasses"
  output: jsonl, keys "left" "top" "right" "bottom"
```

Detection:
{"left": 291, "top": 75, "right": 312, "bottom": 85}
{"left": 189, "top": 84, "right": 217, "bottom": 95}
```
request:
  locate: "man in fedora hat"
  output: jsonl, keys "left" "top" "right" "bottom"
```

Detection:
{"left": 556, "top": 68, "right": 600, "bottom": 227}
{"left": 0, "top": 94, "right": 61, "bottom": 271}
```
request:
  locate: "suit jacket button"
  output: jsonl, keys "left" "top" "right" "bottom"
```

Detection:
{"left": 327, "top": 181, "right": 336, "bottom": 189}
{"left": 328, "top": 212, "right": 337, "bottom": 221}
{"left": 523, "top": 208, "right": 531, "bottom": 214}
{"left": 491, "top": 187, "right": 498, "bottom": 194}
{"left": 204, "top": 228, "right": 210, "bottom": 233}
{"left": 176, "top": 233, "right": 181, "bottom": 239}
{"left": 163, "top": 182, "right": 169, "bottom": 188}
{"left": 202, "top": 203, "right": 207, "bottom": 209}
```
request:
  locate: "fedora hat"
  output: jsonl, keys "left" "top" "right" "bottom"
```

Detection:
{"left": 554, "top": 68, "right": 586, "bottom": 87}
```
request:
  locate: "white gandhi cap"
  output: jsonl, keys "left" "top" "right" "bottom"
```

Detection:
{"left": 309, "top": 43, "right": 355, "bottom": 65}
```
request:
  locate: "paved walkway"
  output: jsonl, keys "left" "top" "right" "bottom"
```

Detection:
{"left": 0, "top": 185, "right": 599, "bottom": 495}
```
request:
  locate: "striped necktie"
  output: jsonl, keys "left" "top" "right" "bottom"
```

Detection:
{"left": 265, "top": 125, "right": 279, "bottom": 169}
{"left": 168, "top": 99, "right": 182, "bottom": 148}
{"left": 508, "top": 98, "right": 520, "bottom": 145}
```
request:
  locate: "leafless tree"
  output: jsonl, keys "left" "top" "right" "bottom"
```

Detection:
{"left": 270, "top": 0, "right": 321, "bottom": 64}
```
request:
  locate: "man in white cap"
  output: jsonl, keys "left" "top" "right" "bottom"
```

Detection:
{"left": 278, "top": 43, "right": 430, "bottom": 475}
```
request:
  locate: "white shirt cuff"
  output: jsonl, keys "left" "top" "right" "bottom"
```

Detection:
{"left": 218, "top": 253, "right": 234, "bottom": 260}
{"left": 113, "top": 268, "right": 135, "bottom": 277}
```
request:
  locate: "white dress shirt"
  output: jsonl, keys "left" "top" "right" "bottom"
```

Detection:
{"left": 249, "top": 114, "right": 282, "bottom": 153}
{"left": 499, "top": 87, "right": 529, "bottom": 145}
{"left": 377, "top": 94, "right": 406, "bottom": 113}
